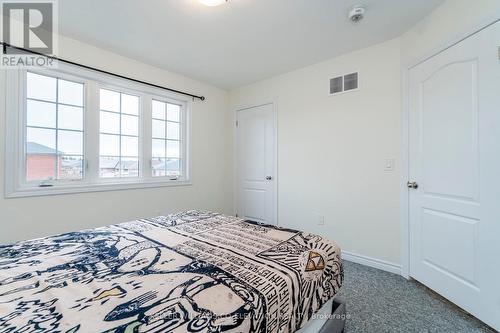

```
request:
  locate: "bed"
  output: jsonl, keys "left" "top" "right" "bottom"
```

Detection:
{"left": 0, "top": 211, "right": 343, "bottom": 332}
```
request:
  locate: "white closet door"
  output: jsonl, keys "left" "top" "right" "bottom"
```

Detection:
{"left": 236, "top": 104, "right": 276, "bottom": 225}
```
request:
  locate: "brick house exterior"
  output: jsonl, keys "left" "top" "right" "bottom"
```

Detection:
{"left": 26, "top": 142, "right": 62, "bottom": 182}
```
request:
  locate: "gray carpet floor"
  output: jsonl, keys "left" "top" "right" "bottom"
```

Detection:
{"left": 336, "top": 261, "right": 496, "bottom": 333}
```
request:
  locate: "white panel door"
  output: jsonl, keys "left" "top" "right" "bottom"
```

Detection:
{"left": 236, "top": 104, "right": 276, "bottom": 225}
{"left": 408, "top": 21, "right": 500, "bottom": 330}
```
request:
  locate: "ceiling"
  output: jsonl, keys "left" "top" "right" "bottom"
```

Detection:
{"left": 59, "top": 0, "right": 444, "bottom": 89}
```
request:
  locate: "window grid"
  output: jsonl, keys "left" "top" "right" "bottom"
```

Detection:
{"left": 99, "top": 89, "right": 139, "bottom": 179}
{"left": 25, "top": 72, "right": 84, "bottom": 182}
{"left": 152, "top": 100, "right": 182, "bottom": 178}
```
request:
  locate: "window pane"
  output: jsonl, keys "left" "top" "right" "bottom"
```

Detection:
{"left": 166, "top": 158, "right": 180, "bottom": 176}
{"left": 27, "top": 127, "right": 56, "bottom": 150}
{"left": 167, "top": 103, "right": 180, "bottom": 122}
{"left": 152, "top": 119, "right": 165, "bottom": 139}
{"left": 25, "top": 73, "right": 88, "bottom": 184}
{"left": 27, "top": 72, "right": 56, "bottom": 102}
{"left": 100, "top": 156, "right": 120, "bottom": 178}
{"left": 121, "top": 114, "right": 138, "bottom": 136}
{"left": 100, "top": 89, "right": 120, "bottom": 112}
{"left": 152, "top": 100, "right": 166, "bottom": 120}
{"left": 166, "top": 140, "right": 180, "bottom": 158}
{"left": 59, "top": 155, "right": 83, "bottom": 180}
{"left": 98, "top": 89, "right": 141, "bottom": 179}
{"left": 100, "top": 111, "right": 120, "bottom": 134}
{"left": 152, "top": 157, "right": 166, "bottom": 177}
{"left": 121, "top": 94, "right": 139, "bottom": 115}
{"left": 58, "top": 79, "right": 83, "bottom": 106}
{"left": 58, "top": 130, "right": 83, "bottom": 155}
{"left": 166, "top": 121, "right": 180, "bottom": 140}
{"left": 120, "top": 158, "right": 139, "bottom": 178}
{"left": 152, "top": 139, "right": 165, "bottom": 157}
{"left": 152, "top": 100, "right": 183, "bottom": 177}
{"left": 26, "top": 100, "right": 56, "bottom": 128}
{"left": 59, "top": 105, "right": 83, "bottom": 131}
{"left": 100, "top": 134, "right": 119, "bottom": 156}
{"left": 121, "top": 136, "right": 138, "bottom": 157}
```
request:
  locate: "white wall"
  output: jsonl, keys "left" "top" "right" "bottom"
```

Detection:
{"left": 0, "top": 35, "right": 233, "bottom": 244}
{"left": 231, "top": 38, "right": 403, "bottom": 265}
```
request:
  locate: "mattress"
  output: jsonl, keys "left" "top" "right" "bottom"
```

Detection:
{"left": 0, "top": 211, "right": 343, "bottom": 333}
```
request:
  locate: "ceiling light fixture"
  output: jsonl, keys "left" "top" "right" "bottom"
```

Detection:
{"left": 198, "top": 0, "right": 227, "bottom": 6}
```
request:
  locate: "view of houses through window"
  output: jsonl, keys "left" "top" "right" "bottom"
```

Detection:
{"left": 152, "top": 100, "right": 182, "bottom": 178}
{"left": 26, "top": 72, "right": 84, "bottom": 182}
{"left": 99, "top": 89, "right": 140, "bottom": 178}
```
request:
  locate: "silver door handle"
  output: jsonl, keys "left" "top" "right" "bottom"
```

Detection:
{"left": 266, "top": 176, "right": 273, "bottom": 181}
{"left": 407, "top": 181, "right": 418, "bottom": 189}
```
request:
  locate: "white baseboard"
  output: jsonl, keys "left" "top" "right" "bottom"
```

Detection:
{"left": 342, "top": 251, "right": 402, "bottom": 276}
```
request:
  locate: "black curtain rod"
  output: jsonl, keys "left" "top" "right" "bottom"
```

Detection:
{"left": 1, "top": 42, "right": 205, "bottom": 101}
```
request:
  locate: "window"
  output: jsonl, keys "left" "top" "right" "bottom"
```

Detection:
{"left": 5, "top": 65, "right": 190, "bottom": 197}
{"left": 151, "top": 100, "right": 182, "bottom": 178}
{"left": 99, "top": 89, "right": 140, "bottom": 178}
{"left": 25, "top": 72, "right": 84, "bottom": 182}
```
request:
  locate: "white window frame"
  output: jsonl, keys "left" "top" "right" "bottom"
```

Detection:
{"left": 5, "top": 63, "right": 191, "bottom": 198}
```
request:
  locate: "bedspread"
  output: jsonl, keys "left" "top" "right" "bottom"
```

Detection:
{"left": 0, "top": 211, "right": 343, "bottom": 333}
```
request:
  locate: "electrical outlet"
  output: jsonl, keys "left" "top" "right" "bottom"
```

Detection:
{"left": 317, "top": 215, "right": 325, "bottom": 226}
{"left": 384, "top": 159, "right": 395, "bottom": 171}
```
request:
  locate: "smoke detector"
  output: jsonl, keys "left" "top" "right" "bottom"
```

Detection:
{"left": 348, "top": 6, "right": 365, "bottom": 23}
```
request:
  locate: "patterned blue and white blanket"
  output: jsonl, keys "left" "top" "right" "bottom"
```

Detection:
{"left": 0, "top": 211, "right": 343, "bottom": 333}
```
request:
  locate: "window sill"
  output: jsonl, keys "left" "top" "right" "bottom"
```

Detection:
{"left": 5, "top": 179, "right": 192, "bottom": 198}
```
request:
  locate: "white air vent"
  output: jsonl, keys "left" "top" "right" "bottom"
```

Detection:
{"left": 329, "top": 72, "right": 359, "bottom": 95}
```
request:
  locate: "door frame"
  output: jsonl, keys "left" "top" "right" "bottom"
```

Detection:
{"left": 400, "top": 18, "right": 500, "bottom": 279}
{"left": 233, "top": 100, "right": 278, "bottom": 225}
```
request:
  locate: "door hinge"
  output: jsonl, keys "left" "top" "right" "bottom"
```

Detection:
{"left": 235, "top": 120, "right": 239, "bottom": 127}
